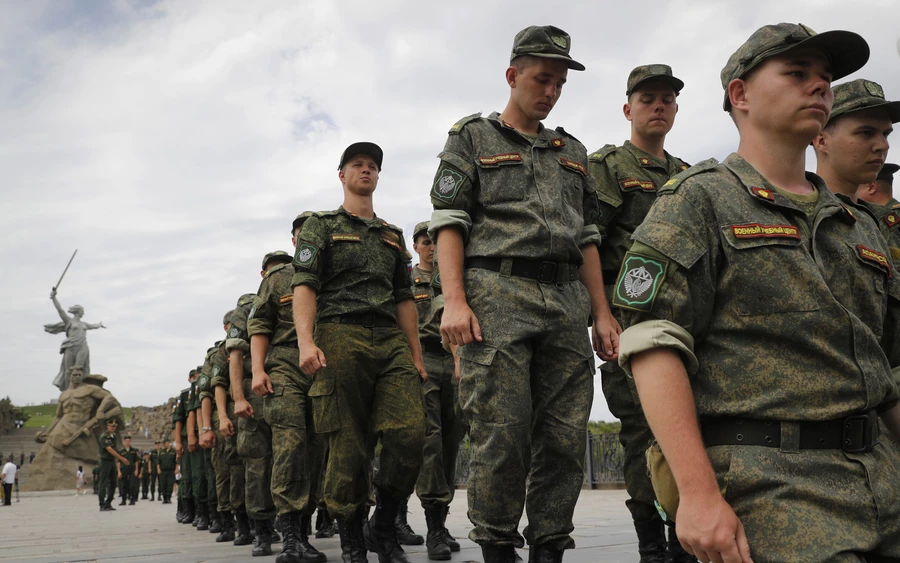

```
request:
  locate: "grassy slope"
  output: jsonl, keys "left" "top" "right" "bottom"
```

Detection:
{"left": 21, "top": 403, "right": 132, "bottom": 428}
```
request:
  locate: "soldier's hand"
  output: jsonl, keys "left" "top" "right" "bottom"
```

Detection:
{"left": 220, "top": 417, "right": 235, "bottom": 437}
{"left": 676, "top": 492, "right": 753, "bottom": 563}
{"left": 175, "top": 443, "right": 183, "bottom": 457}
{"left": 299, "top": 345, "right": 327, "bottom": 377}
{"left": 199, "top": 430, "right": 214, "bottom": 449}
{"left": 592, "top": 309, "right": 622, "bottom": 362}
{"left": 187, "top": 436, "right": 198, "bottom": 453}
{"left": 441, "top": 301, "right": 483, "bottom": 346}
{"left": 117, "top": 472, "right": 122, "bottom": 479}
{"left": 234, "top": 399, "right": 254, "bottom": 419}
{"left": 123, "top": 460, "right": 131, "bottom": 466}
{"left": 414, "top": 358, "right": 428, "bottom": 382}
{"left": 252, "top": 370, "right": 274, "bottom": 397}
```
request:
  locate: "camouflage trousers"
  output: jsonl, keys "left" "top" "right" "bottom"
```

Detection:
{"left": 311, "top": 323, "right": 425, "bottom": 520}
{"left": 262, "top": 346, "right": 327, "bottom": 517}
{"left": 600, "top": 363, "right": 657, "bottom": 523}
{"left": 457, "top": 269, "right": 594, "bottom": 550}
{"left": 204, "top": 446, "right": 216, "bottom": 510}
{"left": 237, "top": 378, "right": 276, "bottom": 520}
{"left": 212, "top": 407, "right": 246, "bottom": 514}
{"left": 415, "top": 349, "right": 463, "bottom": 508}
{"left": 190, "top": 447, "right": 207, "bottom": 503}
{"left": 708, "top": 425, "right": 900, "bottom": 562}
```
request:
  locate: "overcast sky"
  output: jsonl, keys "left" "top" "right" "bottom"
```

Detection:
{"left": 2, "top": 0, "right": 898, "bottom": 421}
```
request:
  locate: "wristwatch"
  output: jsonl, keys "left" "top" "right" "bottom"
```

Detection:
{"left": 202, "top": 427, "right": 213, "bottom": 432}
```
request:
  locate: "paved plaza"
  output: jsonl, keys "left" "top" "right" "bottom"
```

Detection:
{"left": 0, "top": 489, "right": 639, "bottom": 562}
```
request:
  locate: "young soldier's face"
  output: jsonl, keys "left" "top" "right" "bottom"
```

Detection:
{"left": 738, "top": 49, "right": 833, "bottom": 141}
{"left": 817, "top": 109, "right": 892, "bottom": 185}
{"left": 340, "top": 155, "right": 379, "bottom": 196}
{"left": 510, "top": 58, "right": 568, "bottom": 122}
{"left": 625, "top": 82, "right": 678, "bottom": 138}
{"left": 413, "top": 235, "right": 434, "bottom": 264}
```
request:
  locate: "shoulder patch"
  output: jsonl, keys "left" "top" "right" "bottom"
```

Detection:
{"left": 554, "top": 126, "right": 581, "bottom": 144}
{"left": 313, "top": 209, "right": 339, "bottom": 218}
{"left": 588, "top": 144, "right": 618, "bottom": 164}
{"left": 883, "top": 211, "right": 900, "bottom": 229}
{"left": 659, "top": 158, "right": 718, "bottom": 193}
{"left": 449, "top": 113, "right": 481, "bottom": 135}
{"left": 559, "top": 157, "right": 587, "bottom": 176}
{"left": 294, "top": 243, "right": 319, "bottom": 267}
{"left": 432, "top": 166, "right": 467, "bottom": 204}
{"left": 228, "top": 326, "right": 241, "bottom": 338}
{"left": 857, "top": 245, "right": 893, "bottom": 278}
{"left": 612, "top": 252, "right": 670, "bottom": 312}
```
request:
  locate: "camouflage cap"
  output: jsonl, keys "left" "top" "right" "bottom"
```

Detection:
{"left": 510, "top": 25, "right": 584, "bottom": 71}
{"left": 262, "top": 250, "right": 293, "bottom": 271}
{"left": 338, "top": 142, "right": 383, "bottom": 171}
{"left": 223, "top": 310, "right": 234, "bottom": 326}
{"left": 291, "top": 211, "right": 314, "bottom": 233}
{"left": 235, "top": 293, "right": 256, "bottom": 307}
{"left": 878, "top": 163, "right": 899, "bottom": 181}
{"left": 828, "top": 79, "right": 900, "bottom": 125}
{"left": 412, "top": 221, "right": 430, "bottom": 241}
{"left": 626, "top": 64, "right": 684, "bottom": 96}
{"left": 721, "top": 23, "right": 869, "bottom": 111}
{"left": 105, "top": 418, "right": 118, "bottom": 426}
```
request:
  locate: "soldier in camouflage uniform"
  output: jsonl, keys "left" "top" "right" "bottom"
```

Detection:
{"left": 250, "top": 240, "right": 326, "bottom": 563}
{"left": 158, "top": 437, "right": 177, "bottom": 503}
{"left": 429, "top": 26, "right": 615, "bottom": 563}
{"left": 98, "top": 419, "right": 129, "bottom": 511}
{"left": 589, "top": 65, "right": 693, "bottom": 563}
{"left": 859, "top": 162, "right": 899, "bottom": 209}
{"left": 117, "top": 435, "right": 140, "bottom": 505}
{"left": 615, "top": 23, "right": 900, "bottom": 562}
{"left": 174, "top": 371, "right": 196, "bottom": 524}
{"left": 292, "top": 142, "right": 426, "bottom": 563}
{"left": 195, "top": 348, "right": 220, "bottom": 532}
{"left": 148, "top": 440, "right": 161, "bottom": 501}
{"left": 813, "top": 79, "right": 900, "bottom": 262}
{"left": 408, "top": 221, "right": 464, "bottom": 560}
{"left": 200, "top": 325, "right": 234, "bottom": 537}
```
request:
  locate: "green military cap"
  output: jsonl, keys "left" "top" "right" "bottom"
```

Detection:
{"left": 413, "top": 221, "right": 430, "bottom": 241}
{"left": 338, "top": 142, "right": 383, "bottom": 171}
{"left": 721, "top": 23, "right": 869, "bottom": 111}
{"left": 828, "top": 79, "right": 900, "bottom": 124}
{"left": 510, "top": 25, "right": 584, "bottom": 71}
{"left": 105, "top": 419, "right": 118, "bottom": 426}
{"left": 154, "top": 439, "right": 161, "bottom": 444}
{"left": 236, "top": 293, "right": 256, "bottom": 307}
{"left": 189, "top": 368, "right": 197, "bottom": 377}
{"left": 878, "top": 163, "right": 899, "bottom": 181}
{"left": 262, "top": 250, "right": 293, "bottom": 271}
{"left": 123, "top": 434, "right": 131, "bottom": 439}
{"left": 291, "top": 211, "right": 314, "bottom": 233}
{"left": 626, "top": 64, "right": 684, "bottom": 96}
{"left": 223, "top": 310, "right": 234, "bottom": 326}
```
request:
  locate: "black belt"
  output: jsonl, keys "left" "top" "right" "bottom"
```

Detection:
{"left": 466, "top": 257, "right": 580, "bottom": 283}
{"left": 701, "top": 410, "right": 878, "bottom": 453}
{"left": 321, "top": 314, "right": 396, "bottom": 328}
{"left": 421, "top": 339, "right": 449, "bottom": 356}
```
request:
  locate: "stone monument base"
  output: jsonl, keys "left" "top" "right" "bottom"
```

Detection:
{"left": 22, "top": 444, "right": 96, "bottom": 492}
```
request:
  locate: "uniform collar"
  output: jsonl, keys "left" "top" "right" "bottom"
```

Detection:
{"left": 622, "top": 141, "right": 671, "bottom": 169}
{"left": 722, "top": 153, "right": 843, "bottom": 214}
{"left": 486, "top": 111, "right": 567, "bottom": 148}
{"left": 337, "top": 206, "right": 386, "bottom": 227}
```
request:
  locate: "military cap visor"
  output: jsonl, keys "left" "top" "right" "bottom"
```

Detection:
{"left": 105, "top": 419, "right": 118, "bottom": 426}
{"left": 722, "top": 24, "right": 869, "bottom": 110}
{"left": 338, "top": 142, "right": 383, "bottom": 171}
{"left": 291, "top": 212, "right": 314, "bottom": 233}
{"left": 878, "top": 163, "right": 899, "bottom": 181}
{"left": 262, "top": 250, "right": 293, "bottom": 270}
{"left": 413, "top": 221, "right": 430, "bottom": 241}
{"left": 154, "top": 440, "right": 162, "bottom": 444}
{"left": 510, "top": 25, "right": 585, "bottom": 71}
{"left": 124, "top": 434, "right": 131, "bottom": 439}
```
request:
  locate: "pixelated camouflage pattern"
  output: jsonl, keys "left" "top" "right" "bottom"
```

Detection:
{"left": 429, "top": 112, "right": 602, "bottom": 262}
{"left": 291, "top": 208, "right": 414, "bottom": 323}
{"left": 410, "top": 264, "right": 435, "bottom": 334}
{"left": 618, "top": 152, "right": 900, "bottom": 419}
{"left": 261, "top": 250, "right": 293, "bottom": 271}
{"left": 236, "top": 379, "right": 276, "bottom": 520}
{"left": 828, "top": 78, "right": 900, "bottom": 124}
{"left": 204, "top": 447, "right": 216, "bottom": 510}
{"left": 509, "top": 25, "right": 584, "bottom": 71}
{"left": 706, "top": 426, "right": 900, "bottom": 560}
{"left": 625, "top": 64, "right": 683, "bottom": 96}
{"left": 456, "top": 269, "right": 594, "bottom": 549}
{"left": 858, "top": 199, "right": 900, "bottom": 267}
{"left": 415, "top": 350, "right": 462, "bottom": 507}
{"left": 247, "top": 263, "right": 297, "bottom": 348}
{"left": 224, "top": 293, "right": 255, "bottom": 368}
{"left": 311, "top": 323, "right": 425, "bottom": 520}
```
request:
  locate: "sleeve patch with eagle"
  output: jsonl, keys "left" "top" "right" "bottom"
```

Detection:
{"left": 612, "top": 252, "right": 669, "bottom": 312}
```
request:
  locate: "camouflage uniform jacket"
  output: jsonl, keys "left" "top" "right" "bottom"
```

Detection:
{"left": 248, "top": 264, "right": 298, "bottom": 348}
{"left": 291, "top": 207, "right": 414, "bottom": 322}
{"left": 589, "top": 140, "right": 688, "bottom": 285}
{"left": 616, "top": 153, "right": 900, "bottom": 420}
{"left": 224, "top": 293, "right": 255, "bottom": 384}
{"left": 858, "top": 199, "right": 900, "bottom": 264}
{"left": 411, "top": 264, "right": 438, "bottom": 341}
{"left": 429, "top": 112, "right": 602, "bottom": 263}
{"left": 196, "top": 343, "right": 220, "bottom": 403}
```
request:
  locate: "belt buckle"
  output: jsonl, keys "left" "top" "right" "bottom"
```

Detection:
{"left": 362, "top": 314, "right": 375, "bottom": 328}
{"left": 538, "top": 261, "right": 557, "bottom": 283}
{"left": 841, "top": 413, "right": 873, "bottom": 453}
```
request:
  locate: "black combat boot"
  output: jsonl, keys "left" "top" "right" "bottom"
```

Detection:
{"left": 192, "top": 504, "right": 201, "bottom": 527}
{"left": 667, "top": 522, "right": 699, "bottom": 563}
{"left": 180, "top": 497, "right": 196, "bottom": 524}
{"left": 176, "top": 497, "right": 185, "bottom": 521}
{"left": 142, "top": 493, "right": 149, "bottom": 500}
{"left": 393, "top": 495, "right": 424, "bottom": 546}
{"left": 365, "top": 488, "right": 412, "bottom": 563}
{"left": 234, "top": 511, "right": 253, "bottom": 546}
{"left": 253, "top": 518, "right": 274, "bottom": 557}
{"left": 119, "top": 496, "right": 127, "bottom": 506}
{"left": 482, "top": 544, "right": 518, "bottom": 563}
{"left": 270, "top": 517, "right": 282, "bottom": 543}
{"left": 150, "top": 492, "right": 155, "bottom": 501}
{"left": 217, "top": 510, "right": 236, "bottom": 543}
{"left": 276, "top": 512, "right": 301, "bottom": 563}
{"left": 527, "top": 544, "right": 564, "bottom": 563}
{"left": 424, "top": 505, "right": 451, "bottom": 561}
{"left": 197, "top": 502, "right": 211, "bottom": 531}
{"left": 315, "top": 507, "right": 336, "bottom": 538}
{"left": 299, "top": 512, "right": 327, "bottom": 563}
{"left": 634, "top": 516, "right": 668, "bottom": 563}
{"left": 439, "top": 505, "right": 460, "bottom": 552}
{"left": 209, "top": 506, "right": 223, "bottom": 533}
{"left": 337, "top": 512, "right": 368, "bottom": 563}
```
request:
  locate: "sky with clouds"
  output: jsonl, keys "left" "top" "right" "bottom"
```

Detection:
{"left": 2, "top": 0, "right": 898, "bottom": 421}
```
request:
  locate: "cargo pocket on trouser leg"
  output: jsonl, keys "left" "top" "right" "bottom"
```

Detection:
{"left": 309, "top": 376, "right": 341, "bottom": 434}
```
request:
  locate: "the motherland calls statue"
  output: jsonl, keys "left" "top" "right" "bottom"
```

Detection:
{"left": 44, "top": 288, "right": 105, "bottom": 391}
{"left": 25, "top": 366, "right": 124, "bottom": 491}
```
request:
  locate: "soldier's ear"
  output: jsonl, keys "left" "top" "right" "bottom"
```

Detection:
{"left": 506, "top": 66, "right": 518, "bottom": 88}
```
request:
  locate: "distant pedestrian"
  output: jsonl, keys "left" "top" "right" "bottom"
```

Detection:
{"left": 29, "top": 452, "right": 34, "bottom": 464}
{"left": 19, "top": 452, "right": 24, "bottom": 466}
{"left": 76, "top": 465, "right": 86, "bottom": 496}
{"left": 2, "top": 456, "right": 16, "bottom": 505}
